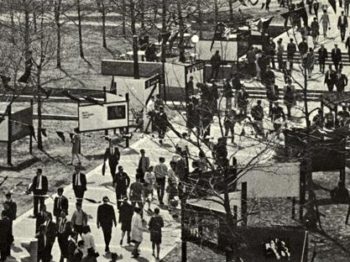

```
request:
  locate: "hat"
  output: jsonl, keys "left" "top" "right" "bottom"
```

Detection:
{"left": 5, "top": 192, "right": 11, "bottom": 198}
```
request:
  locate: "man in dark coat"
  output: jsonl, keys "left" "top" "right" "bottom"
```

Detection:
{"left": 335, "top": 71, "right": 348, "bottom": 92}
{"left": 3, "top": 192, "right": 16, "bottom": 256}
{"left": 186, "top": 76, "right": 194, "bottom": 99}
{"left": 97, "top": 196, "right": 116, "bottom": 252}
{"left": 155, "top": 106, "right": 168, "bottom": 144}
{"left": 298, "top": 38, "right": 308, "bottom": 57}
{"left": 331, "top": 44, "right": 342, "bottom": 71}
{"left": 210, "top": 50, "right": 221, "bottom": 79}
{"left": 287, "top": 38, "right": 297, "bottom": 69}
{"left": 114, "top": 166, "right": 131, "bottom": 209}
{"left": 345, "top": 32, "right": 350, "bottom": 61}
{"left": 45, "top": 213, "right": 57, "bottom": 261}
{"left": 324, "top": 65, "right": 337, "bottom": 91}
{"left": 138, "top": 149, "right": 150, "bottom": 182}
{"left": 338, "top": 11, "right": 348, "bottom": 41}
{"left": 28, "top": 168, "right": 48, "bottom": 217}
{"left": 0, "top": 212, "right": 11, "bottom": 262}
{"left": 119, "top": 198, "right": 134, "bottom": 245}
{"left": 57, "top": 210, "right": 72, "bottom": 262}
{"left": 36, "top": 225, "right": 49, "bottom": 262}
{"left": 53, "top": 187, "right": 69, "bottom": 223}
{"left": 103, "top": 140, "right": 120, "bottom": 179}
{"left": 318, "top": 45, "right": 328, "bottom": 73}
{"left": 36, "top": 205, "right": 48, "bottom": 233}
{"left": 72, "top": 165, "right": 87, "bottom": 201}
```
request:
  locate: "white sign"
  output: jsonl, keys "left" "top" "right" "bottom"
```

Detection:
{"left": 238, "top": 162, "right": 300, "bottom": 198}
{"left": 0, "top": 115, "right": 8, "bottom": 142}
{"left": 195, "top": 40, "right": 238, "bottom": 61}
{"left": 79, "top": 101, "right": 128, "bottom": 132}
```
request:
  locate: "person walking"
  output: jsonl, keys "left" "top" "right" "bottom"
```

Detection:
{"left": 324, "top": 65, "right": 337, "bottom": 91}
{"left": 310, "top": 17, "right": 320, "bottom": 46}
{"left": 45, "top": 213, "right": 57, "bottom": 261}
{"left": 119, "top": 198, "right": 134, "bottom": 246}
{"left": 70, "top": 128, "right": 81, "bottom": 165}
{"left": 335, "top": 71, "right": 348, "bottom": 93}
{"left": 0, "top": 212, "right": 11, "bottom": 262}
{"left": 3, "top": 192, "right": 16, "bottom": 257}
{"left": 154, "top": 157, "right": 168, "bottom": 205}
{"left": 307, "top": 0, "right": 314, "bottom": 14}
{"left": 81, "top": 226, "right": 96, "bottom": 258}
{"left": 318, "top": 44, "right": 328, "bottom": 73}
{"left": 72, "top": 165, "right": 87, "bottom": 202}
{"left": 71, "top": 202, "right": 88, "bottom": 236}
{"left": 114, "top": 166, "right": 131, "bottom": 209}
{"left": 320, "top": 10, "right": 330, "bottom": 38}
{"left": 103, "top": 139, "right": 120, "bottom": 180}
{"left": 155, "top": 106, "right": 168, "bottom": 145}
{"left": 251, "top": 100, "right": 265, "bottom": 138}
{"left": 246, "top": 47, "right": 256, "bottom": 76}
{"left": 331, "top": 44, "right": 342, "bottom": 71}
{"left": 223, "top": 78, "right": 233, "bottom": 110}
{"left": 298, "top": 38, "right": 308, "bottom": 58}
{"left": 210, "top": 50, "right": 221, "bottom": 79}
{"left": 27, "top": 168, "right": 48, "bottom": 217}
{"left": 345, "top": 0, "right": 350, "bottom": 16}
{"left": 138, "top": 149, "right": 150, "bottom": 182}
{"left": 148, "top": 208, "right": 164, "bottom": 260}
{"left": 131, "top": 207, "right": 143, "bottom": 258}
{"left": 57, "top": 210, "right": 72, "bottom": 262}
{"left": 53, "top": 188, "right": 69, "bottom": 223}
{"left": 345, "top": 33, "right": 350, "bottom": 61}
{"left": 276, "top": 38, "right": 284, "bottom": 71}
{"left": 338, "top": 11, "right": 348, "bottom": 42}
{"left": 129, "top": 175, "right": 144, "bottom": 219}
{"left": 36, "top": 205, "right": 48, "bottom": 233}
{"left": 266, "top": 38, "right": 276, "bottom": 69}
{"left": 313, "top": 0, "right": 320, "bottom": 18}
{"left": 36, "top": 224, "right": 49, "bottom": 262}
{"left": 283, "top": 79, "right": 296, "bottom": 119}
{"left": 97, "top": 196, "right": 116, "bottom": 253}
{"left": 305, "top": 48, "right": 315, "bottom": 78}
{"left": 224, "top": 109, "right": 236, "bottom": 144}
{"left": 144, "top": 166, "right": 156, "bottom": 211}
{"left": 287, "top": 38, "right": 296, "bottom": 70}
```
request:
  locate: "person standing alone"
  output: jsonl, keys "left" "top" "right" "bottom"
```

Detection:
{"left": 27, "top": 168, "right": 48, "bottom": 217}
{"left": 72, "top": 165, "right": 87, "bottom": 202}
{"left": 97, "top": 196, "right": 116, "bottom": 253}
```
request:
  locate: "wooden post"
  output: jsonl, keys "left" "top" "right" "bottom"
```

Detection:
{"left": 7, "top": 104, "right": 12, "bottom": 166}
{"left": 300, "top": 162, "right": 306, "bottom": 221}
{"left": 241, "top": 182, "right": 247, "bottom": 226}
{"left": 103, "top": 86, "right": 108, "bottom": 136}
{"left": 29, "top": 99, "right": 33, "bottom": 154}
{"left": 292, "top": 197, "right": 296, "bottom": 219}
{"left": 133, "top": 35, "right": 140, "bottom": 79}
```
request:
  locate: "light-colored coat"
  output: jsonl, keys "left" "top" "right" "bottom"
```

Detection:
{"left": 131, "top": 213, "right": 143, "bottom": 242}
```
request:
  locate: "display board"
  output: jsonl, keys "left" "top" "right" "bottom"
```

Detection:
{"left": 78, "top": 101, "right": 128, "bottom": 132}
{"left": 237, "top": 162, "right": 300, "bottom": 198}
{"left": 0, "top": 106, "right": 33, "bottom": 142}
{"left": 195, "top": 40, "right": 238, "bottom": 61}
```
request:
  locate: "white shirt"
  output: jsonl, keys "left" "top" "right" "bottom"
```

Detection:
{"left": 75, "top": 172, "right": 81, "bottom": 186}
{"left": 147, "top": 100, "right": 155, "bottom": 113}
{"left": 81, "top": 232, "right": 95, "bottom": 257}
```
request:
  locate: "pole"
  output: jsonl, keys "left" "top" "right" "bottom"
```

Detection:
{"left": 29, "top": 99, "right": 33, "bottom": 154}
{"left": 133, "top": 35, "right": 140, "bottom": 79}
{"left": 125, "top": 93, "right": 130, "bottom": 148}
{"left": 7, "top": 104, "right": 12, "bottom": 166}
{"left": 103, "top": 86, "right": 108, "bottom": 136}
{"left": 241, "top": 182, "right": 247, "bottom": 226}
{"left": 181, "top": 153, "right": 189, "bottom": 262}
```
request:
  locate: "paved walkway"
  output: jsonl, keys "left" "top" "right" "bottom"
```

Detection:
{"left": 8, "top": 136, "right": 182, "bottom": 262}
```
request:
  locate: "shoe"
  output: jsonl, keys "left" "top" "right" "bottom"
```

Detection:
{"left": 120, "top": 239, "right": 123, "bottom": 246}
{"left": 105, "top": 247, "right": 110, "bottom": 253}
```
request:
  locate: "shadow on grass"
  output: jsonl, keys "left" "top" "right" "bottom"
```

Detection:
{"left": 83, "top": 57, "right": 94, "bottom": 68}
{"left": 315, "top": 229, "right": 350, "bottom": 256}
{"left": 0, "top": 157, "right": 40, "bottom": 172}
{"left": 59, "top": 68, "right": 88, "bottom": 89}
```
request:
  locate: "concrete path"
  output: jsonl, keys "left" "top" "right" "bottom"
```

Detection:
{"left": 8, "top": 136, "right": 182, "bottom": 262}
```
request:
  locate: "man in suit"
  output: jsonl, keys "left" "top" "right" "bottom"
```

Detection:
{"left": 44, "top": 213, "right": 57, "bottom": 261}
{"left": 36, "top": 225, "right": 48, "bottom": 262}
{"left": 71, "top": 202, "right": 88, "bottom": 235}
{"left": 53, "top": 188, "right": 69, "bottom": 223}
{"left": 103, "top": 139, "right": 120, "bottom": 179}
{"left": 114, "top": 166, "right": 131, "bottom": 209}
{"left": 0, "top": 212, "right": 11, "bottom": 262}
{"left": 3, "top": 192, "right": 16, "bottom": 256}
{"left": 335, "top": 70, "right": 348, "bottom": 93}
{"left": 72, "top": 165, "right": 87, "bottom": 202}
{"left": 325, "top": 65, "right": 337, "bottom": 91}
{"left": 36, "top": 204, "right": 48, "bottom": 233}
{"left": 97, "top": 196, "right": 116, "bottom": 253}
{"left": 345, "top": 33, "right": 350, "bottom": 61}
{"left": 28, "top": 168, "right": 48, "bottom": 217}
{"left": 331, "top": 44, "right": 342, "bottom": 71}
{"left": 338, "top": 11, "right": 348, "bottom": 41}
{"left": 138, "top": 149, "right": 150, "bottom": 182}
{"left": 287, "top": 38, "right": 296, "bottom": 70}
{"left": 318, "top": 45, "right": 328, "bottom": 73}
{"left": 57, "top": 210, "right": 72, "bottom": 262}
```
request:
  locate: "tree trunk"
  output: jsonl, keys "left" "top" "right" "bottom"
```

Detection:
{"left": 229, "top": 0, "right": 234, "bottom": 23}
{"left": 77, "top": 0, "right": 84, "bottom": 58}
{"left": 101, "top": 1, "right": 107, "bottom": 48}
{"left": 130, "top": 0, "right": 139, "bottom": 79}
{"left": 161, "top": 0, "right": 167, "bottom": 63}
{"left": 55, "top": 0, "right": 62, "bottom": 68}
{"left": 9, "top": 1, "right": 16, "bottom": 44}
{"left": 122, "top": 0, "right": 126, "bottom": 36}
{"left": 197, "top": 0, "right": 202, "bottom": 38}
{"left": 214, "top": 0, "right": 219, "bottom": 25}
{"left": 153, "top": 1, "right": 158, "bottom": 23}
{"left": 24, "top": 1, "right": 31, "bottom": 60}
{"left": 176, "top": 0, "right": 186, "bottom": 63}
{"left": 140, "top": 0, "right": 145, "bottom": 31}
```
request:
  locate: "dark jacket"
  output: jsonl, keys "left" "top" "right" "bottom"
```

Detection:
{"left": 46, "top": 220, "right": 57, "bottom": 244}
{"left": 325, "top": 69, "right": 337, "bottom": 85}
{"left": 298, "top": 42, "right": 308, "bottom": 55}
{"left": 331, "top": 48, "right": 342, "bottom": 62}
{"left": 335, "top": 74, "right": 348, "bottom": 92}
{"left": 210, "top": 53, "right": 221, "bottom": 68}
{"left": 155, "top": 112, "right": 168, "bottom": 130}
{"left": 97, "top": 203, "right": 116, "bottom": 229}
{"left": 114, "top": 172, "right": 130, "bottom": 192}
{"left": 346, "top": 36, "right": 350, "bottom": 51}
{"left": 30, "top": 175, "right": 48, "bottom": 195}
{"left": 4, "top": 200, "right": 17, "bottom": 221}
{"left": 318, "top": 47, "right": 328, "bottom": 62}
{"left": 287, "top": 42, "right": 297, "bottom": 57}
{"left": 0, "top": 217, "right": 11, "bottom": 244}
{"left": 36, "top": 211, "right": 47, "bottom": 233}
{"left": 103, "top": 147, "right": 120, "bottom": 167}
{"left": 72, "top": 173, "right": 87, "bottom": 191}
{"left": 119, "top": 202, "right": 134, "bottom": 230}
{"left": 338, "top": 15, "right": 348, "bottom": 28}
{"left": 53, "top": 196, "right": 69, "bottom": 217}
